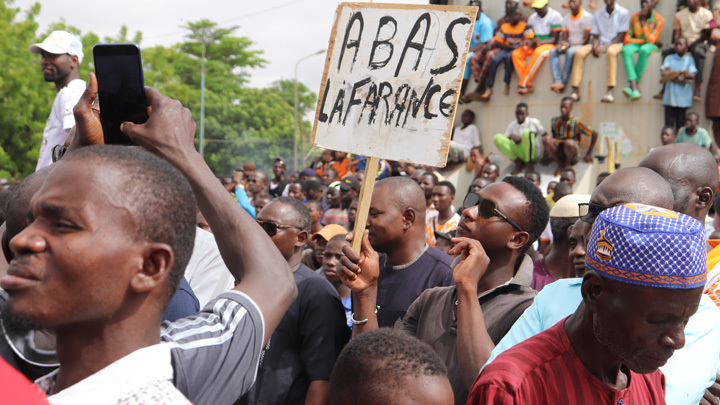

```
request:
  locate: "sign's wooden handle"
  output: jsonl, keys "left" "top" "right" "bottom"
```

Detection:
{"left": 351, "top": 156, "right": 380, "bottom": 254}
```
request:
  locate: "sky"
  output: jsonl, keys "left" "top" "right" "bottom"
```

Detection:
{"left": 14, "top": 0, "right": 427, "bottom": 96}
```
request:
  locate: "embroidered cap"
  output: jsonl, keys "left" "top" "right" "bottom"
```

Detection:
{"left": 585, "top": 203, "right": 706, "bottom": 289}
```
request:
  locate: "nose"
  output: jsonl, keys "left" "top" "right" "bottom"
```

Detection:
{"left": 461, "top": 205, "right": 478, "bottom": 222}
{"left": 661, "top": 323, "right": 686, "bottom": 351}
{"left": 9, "top": 226, "right": 47, "bottom": 256}
{"left": 573, "top": 242, "right": 586, "bottom": 258}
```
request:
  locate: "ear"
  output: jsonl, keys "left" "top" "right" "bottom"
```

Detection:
{"left": 506, "top": 231, "right": 530, "bottom": 251}
{"left": 403, "top": 207, "right": 416, "bottom": 230}
{"left": 695, "top": 187, "right": 713, "bottom": 212}
{"left": 580, "top": 271, "right": 606, "bottom": 313}
{"left": 129, "top": 243, "right": 174, "bottom": 294}
{"left": 295, "top": 230, "right": 309, "bottom": 248}
{"left": 70, "top": 55, "right": 79, "bottom": 68}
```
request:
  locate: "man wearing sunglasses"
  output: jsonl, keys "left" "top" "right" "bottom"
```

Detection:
{"left": 485, "top": 167, "right": 720, "bottom": 405}
{"left": 240, "top": 197, "right": 349, "bottom": 405}
{"left": 339, "top": 176, "right": 548, "bottom": 404}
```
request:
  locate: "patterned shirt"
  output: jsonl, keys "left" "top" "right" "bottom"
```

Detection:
{"left": 494, "top": 21, "right": 534, "bottom": 48}
{"left": 425, "top": 213, "right": 461, "bottom": 246}
{"left": 562, "top": 8, "right": 594, "bottom": 45}
{"left": 468, "top": 317, "right": 667, "bottom": 404}
{"left": 625, "top": 11, "right": 664, "bottom": 45}
{"left": 550, "top": 115, "right": 594, "bottom": 141}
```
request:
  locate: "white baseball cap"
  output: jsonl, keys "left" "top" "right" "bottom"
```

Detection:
{"left": 29, "top": 31, "right": 84, "bottom": 63}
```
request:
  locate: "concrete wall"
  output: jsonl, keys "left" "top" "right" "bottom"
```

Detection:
{"left": 456, "top": 0, "right": 716, "bottom": 169}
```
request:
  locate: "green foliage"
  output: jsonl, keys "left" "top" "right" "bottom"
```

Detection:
{"left": 0, "top": 1, "right": 317, "bottom": 180}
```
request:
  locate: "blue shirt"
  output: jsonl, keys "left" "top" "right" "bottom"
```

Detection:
{"left": 661, "top": 54, "right": 697, "bottom": 108}
{"left": 471, "top": 12, "right": 495, "bottom": 48}
{"left": 485, "top": 278, "right": 720, "bottom": 405}
{"left": 235, "top": 186, "right": 256, "bottom": 218}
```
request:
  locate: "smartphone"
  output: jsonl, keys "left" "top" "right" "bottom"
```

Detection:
{"left": 93, "top": 43, "right": 149, "bottom": 145}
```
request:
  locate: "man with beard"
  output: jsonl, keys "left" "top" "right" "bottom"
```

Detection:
{"left": 29, "top": 31, "right": 86, "bottom": 171}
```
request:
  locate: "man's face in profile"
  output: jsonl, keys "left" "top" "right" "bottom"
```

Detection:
{"left": 2, "top": 160, "right": 140, "bottom": 331}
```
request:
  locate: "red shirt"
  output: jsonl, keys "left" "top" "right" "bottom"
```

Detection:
{"left": 468, "top": 317, "right": 667, "bottom": 405}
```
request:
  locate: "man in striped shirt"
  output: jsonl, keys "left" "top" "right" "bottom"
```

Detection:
{"left": 468, "top": 204, "right": 707, "bottom": 404}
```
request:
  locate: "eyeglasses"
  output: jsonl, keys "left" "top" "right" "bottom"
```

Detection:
{"left": 462, "top": 192, "right": 524, "bottom": 232}
{"left": 578, "top": 202, "right": 611, "bottom": 224}
{"left": 256, "top": 220, "right": 301, "bottom": 237}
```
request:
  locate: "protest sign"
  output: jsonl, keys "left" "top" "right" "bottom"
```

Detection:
{"left": 312, "top": 2, "right": 477, "bottom": 167}
{"left": 312, "top": 2, "right": 476, "bottom": 252}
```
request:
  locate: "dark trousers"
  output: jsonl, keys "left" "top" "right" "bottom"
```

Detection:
{"left": 665, "top": 105, "right": 687, "bottom": 131}
{"left": 487, "top": 48, "right": 514, "bottom": 88}
{"left": 662, "top": 42, "right": 707, "bottom": 83}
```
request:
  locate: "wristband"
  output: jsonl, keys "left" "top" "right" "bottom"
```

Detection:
{"left": 351, "top": 308, "right": 378, "bottom": 325}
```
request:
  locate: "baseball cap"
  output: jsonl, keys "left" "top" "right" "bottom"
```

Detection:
{"left": 29, "top": 31, "right": 84, "bottom": 63}
{"left": 550, "top": 194, "right": 591, "bottom": 218}
{"left": 312, "top": 224, "right": 348, "bottom": 242}
{"left": 340, "top": 176, "right": 360, "bottom": 191}
{"left": 531, "top": 0, "right": 548, "bottom": 8}
{"left": 585, "top": 203, "right": 706, "bottom": 289}
{"left": 300, "top": 168, "right": 317, "bottom": 177}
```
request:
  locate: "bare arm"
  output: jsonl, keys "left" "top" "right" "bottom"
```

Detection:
{"left": 449, "top": 237, "right": 495, "bottom": 390}
{"left": 121, "top": 88, "right": 296, "bottom": 345}
{"left": 305, "top": 380, "right": 329, "bottom": 405}
{"left": 337, "top": 231, "right": 380, "bottom": 338}
{"left": 583, "top": 130, "right": 598, "bottom": 163}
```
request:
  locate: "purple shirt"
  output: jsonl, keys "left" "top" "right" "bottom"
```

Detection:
{"left": 531, "top": 259, "right": 555, "bottom": 291}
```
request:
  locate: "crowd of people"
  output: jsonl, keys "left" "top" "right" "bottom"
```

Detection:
{"left": 2, "top": 2, "right": 720, "bottom": 404}
{"left": 450, "top": 0, "right": 720, "bottom": 178}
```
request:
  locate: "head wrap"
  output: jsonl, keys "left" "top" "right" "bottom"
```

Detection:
{"left": 585, "top": 203, "right": 706, "bottom": 289}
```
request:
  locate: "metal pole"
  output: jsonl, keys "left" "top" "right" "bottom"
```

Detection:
{"left": 293, "top": 49, "right": 326, "bottom": 172}
{"left": 199, "top": 39, "right": 206, "bottom": 157}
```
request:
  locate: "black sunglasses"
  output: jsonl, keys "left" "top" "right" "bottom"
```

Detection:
{"left": 462, "top": 192, "right": 524, "bottom": 232}
{"left": 578, "top": 202, "right": 611, "bottom": 224}
{"left": 256, "top": 220, "right": 301, "bottom": 237}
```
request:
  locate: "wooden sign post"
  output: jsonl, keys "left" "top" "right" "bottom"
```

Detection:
{"left": 312, "top": 2, "right": 477, "bottom": 253}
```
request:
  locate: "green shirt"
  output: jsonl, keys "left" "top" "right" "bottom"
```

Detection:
{"left": 675, "top": 127, "right": 713, "bottom": 149}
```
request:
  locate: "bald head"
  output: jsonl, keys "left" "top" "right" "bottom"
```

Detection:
{"left": 592, "top": 167, "right": 674, "bottom": 210}
{"left": 375, "top": 177, "right": 427, "bottom": 220}
{"left": 639, "top": 143, "right": 718, "bottom": 220}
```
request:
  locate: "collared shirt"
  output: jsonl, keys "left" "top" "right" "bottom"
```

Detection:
{"left": 486, "top": 278, "right": 720, "bottom": 405}
{"left": 591, "top": 4, "right": 630, "bottom": 46}
{"left": 36, "top": 343, "right": 190, "bottom": 405}
{"left": 398, "top": 255, "right": 536, "bottom": 405}
{"left": 550, "top": 115, "right": 594, "bottom": 141}
{"left": 469, "top": 317, "right": 667, "bottom": 404}
{"left": 562, "top": 8, "right": 594, "bottom": 45}
{"left": 661, "top": 53, "right": 698, "bottom": 108}
{"left": 528, "top": 8, "right": 563, "bottom": 40}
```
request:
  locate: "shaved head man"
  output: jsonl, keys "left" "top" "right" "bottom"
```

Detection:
{"left": 352, "top": 177, "right": 454, "bottom": 328}
{"left": 639, "top": 143, "right": 718, "bottom": 221}
{"left": 247, "top": 169, "right": 269, "bottom": 197}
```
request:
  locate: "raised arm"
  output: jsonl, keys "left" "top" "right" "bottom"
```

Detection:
{"left": 121, "top": 87, "right": 296, "bottom": 344}
{"left": 337, "top": 231, "right": 380, "bottom": 338}
{"left": 449, "top": 237, "right": 495, "bottom": 390}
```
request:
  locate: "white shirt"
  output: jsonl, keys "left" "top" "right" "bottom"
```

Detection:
{"left": 591, "top": 4, "right": 629, "bottom": 46}
{"left": 562, "top": 8, "right": 594, "bottom": 45}
{"left": 528, "top": 8, "right": 563, "bottom": 39}
{"left": 504, "top": 117, "right": 545, "bottom": 138}
{"left": 184, "top": 228, "right": 235, "bottom": 307}
{"left": 37, "top": 343, "right": 190, "bottom": 405}
{"left": 452, "top": 124, "right": 481, "bottom": 158}
{"left": 36, "top": 79, "right": 85, "bottom": 171}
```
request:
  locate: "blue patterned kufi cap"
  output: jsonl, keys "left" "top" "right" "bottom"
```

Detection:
{"left": 585, "top": 203, "right": 706, "bottom": 289}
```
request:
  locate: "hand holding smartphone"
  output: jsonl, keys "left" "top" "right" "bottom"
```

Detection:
{"left": 93, "top": 43, "right": 149, "bottom": 145}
